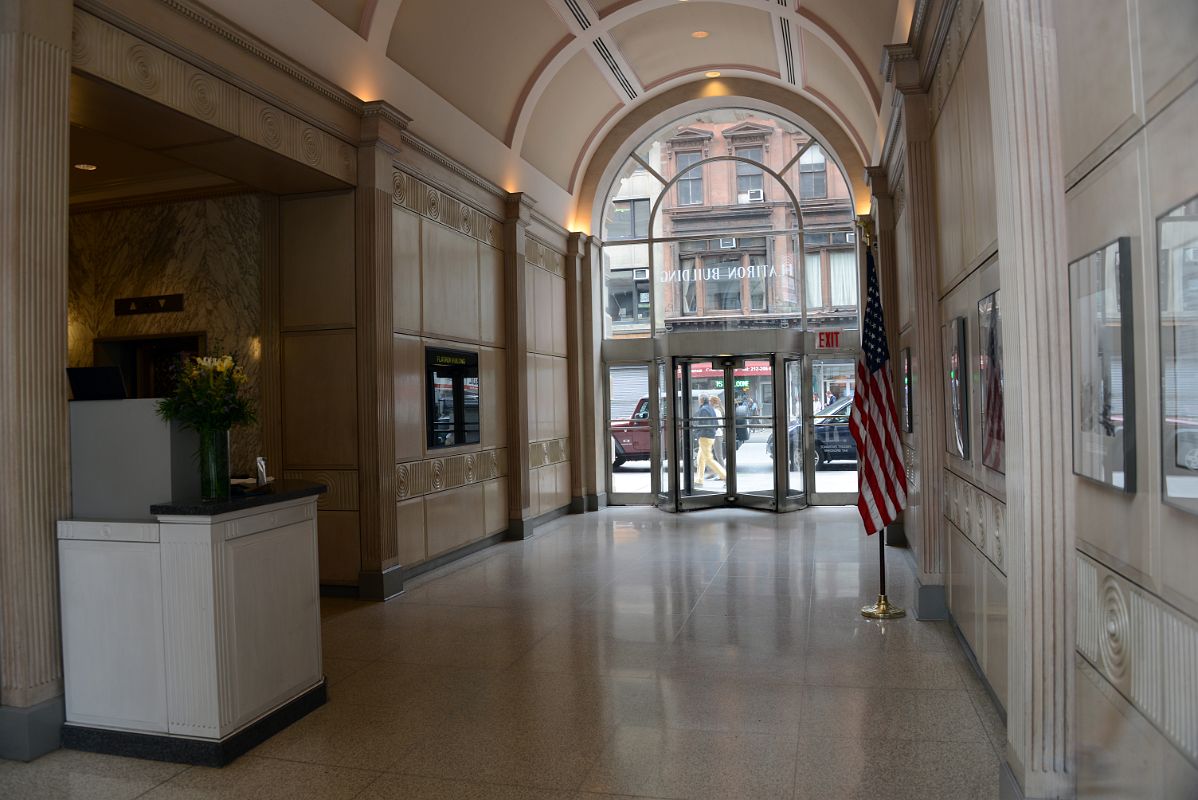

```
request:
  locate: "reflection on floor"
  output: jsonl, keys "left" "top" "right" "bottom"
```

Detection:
{"left": 610, "top": 435, "right": 858, "bottom": 496}
{"left": 0, "top": 506, "right": 1005, "bottom": 799}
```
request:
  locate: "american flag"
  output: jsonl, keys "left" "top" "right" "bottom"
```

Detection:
{"left": 850, "top": 248, "right": 908, "bottom": 534}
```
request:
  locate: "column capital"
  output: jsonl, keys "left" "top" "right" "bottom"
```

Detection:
{"left": 883, "top": 43, "right": 922, "bottom": 94}
{"left": 359, "top": 100, "right": 410, "bottom": 152}
{"left": 505, "top": 192, "right": 535, "bottom": 225}
{"left": 566, "top": 231, "right": 590, "bottom": 257}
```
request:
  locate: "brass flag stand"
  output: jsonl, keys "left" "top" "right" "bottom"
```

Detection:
{"left": 861, "top": 525, "right": 905, "bottom": 619}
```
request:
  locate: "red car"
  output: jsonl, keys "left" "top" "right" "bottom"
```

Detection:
{"left": 611, "top": 396, "right": 650, "bottom": 468}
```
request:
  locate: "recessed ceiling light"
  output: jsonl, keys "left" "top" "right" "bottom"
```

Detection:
{"left": 705, "top": 71, "right": 722, "bottom": 78}
{"left": 692, "top": 31, "right": 709, "bottom": 39}
{"left": 73, "top": 163, "right": 97, "bottom": 171}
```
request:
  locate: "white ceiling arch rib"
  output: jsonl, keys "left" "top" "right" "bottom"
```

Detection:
{"left": 187, "top": 0, "right": 905, "bottom": 225}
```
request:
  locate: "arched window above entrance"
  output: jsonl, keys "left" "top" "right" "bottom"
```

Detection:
{"left": 599, "top": 109, "right": 859, "bottom": 341}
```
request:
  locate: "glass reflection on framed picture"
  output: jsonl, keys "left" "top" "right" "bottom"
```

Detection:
{"left": 1069, "top": 237, "right": 1135, "bottom": 492}
{"left": 901, "top": 347, "right": 913, "bottom": 433}
{"left": 1159, "top": 195, "right": 1198, "bottom": 514}
{"left": 978, "top": 291, "right": 1005, "bottom": 473}
{"left": 943, "top": 317, "right": 969, "bottom": 460}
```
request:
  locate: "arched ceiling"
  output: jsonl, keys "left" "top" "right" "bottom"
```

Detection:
{"left": 195, "top": 0, "right": 907, "bottom": 225}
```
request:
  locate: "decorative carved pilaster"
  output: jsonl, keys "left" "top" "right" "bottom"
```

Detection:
{"left": 984, "top": 0, "right": 1075, "bottom": 795}
{"left": 504, "top": 194, "right": 533, "bottom": 527}
{"left": 565, "top": 233, "right": 589, "bottom": 509}
{"left": 0, "top": 2, "right": 71, "bottom": 713}
{"left": 582, "top": 237, "right": 606, "bottom": 505}
{"left": 356, "top": 124, "right": 401, "bottom": 581}
{"left": 259, "top": 196, "right": 283, "bottom": 473}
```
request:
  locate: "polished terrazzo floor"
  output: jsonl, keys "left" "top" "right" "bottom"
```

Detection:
{"left": 0, "top": 506, "right": 1005, "bottom": 799}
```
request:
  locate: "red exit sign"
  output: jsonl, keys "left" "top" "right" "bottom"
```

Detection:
{"left": 817, "top": 330, "right": 841, "bottom": 349}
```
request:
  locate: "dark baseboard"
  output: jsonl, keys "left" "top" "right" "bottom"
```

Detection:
{"left": 0, "top": 696, "right": 64, "bottom": 762}
{"left": 915, "top": 581, "right": 949, "bottom": 620}
{"left": 401, "top": 530, "right": 508, "bottom": 582}
{"left": 506, "top": 505, "right": 571, "bottom": 541}
{"left": 948, "top": 620, "right": 1008, "bottom": 729}
{"left": 569, "top": 496, "right": 587, "bottom": 514}
{"left": 885, "top": 521, "right": 908, "bottom": 547}
{"left": 319, "top": 583, "right": 360, "bottom": 598}
{"left": 358, "top": 564, "right": 404, "bottom": 601}
{"left": 61, "top": 679, "right": 326, "bottom": 767}
{"left": 999, "top": 759, "right": 1024, "bottom": 800}
{"left": 593, "top": 492, "right": 608, "bottom": 509}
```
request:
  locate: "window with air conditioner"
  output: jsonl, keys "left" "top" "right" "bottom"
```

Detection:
{"left": 719, "top": 237, "right": 737, "bottom": 249}
{"left": 735, "top": 147, "right": 764, "bottom": 203}
{"left": 746, "top": 189, "right": 764, "bottom": 202}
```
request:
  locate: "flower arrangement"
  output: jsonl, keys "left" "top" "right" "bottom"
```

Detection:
{"left": 158, "top": 353, "right": 255, "bottom": 501}
{"left": 157, "top": 354, "right": 255, "bottom": 431}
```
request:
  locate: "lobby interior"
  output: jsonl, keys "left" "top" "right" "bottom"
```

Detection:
{"left": 1, "top": 0, "right": 1196, "bottom": 798}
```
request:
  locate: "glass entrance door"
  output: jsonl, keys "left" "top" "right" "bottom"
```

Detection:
{"left": 661, "top": 355, "right": 795, "bottom": 511}
{"left": 805, "top": 355, "right": 860, "bottom": 504}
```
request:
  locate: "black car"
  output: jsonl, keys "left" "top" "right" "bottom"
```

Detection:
{"left": 766, "top": 395, "right": 858, "bottom": 468}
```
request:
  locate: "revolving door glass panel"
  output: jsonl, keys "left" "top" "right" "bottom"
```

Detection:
{"left": 679, "top": 361, "right": 728, "bottom": 505}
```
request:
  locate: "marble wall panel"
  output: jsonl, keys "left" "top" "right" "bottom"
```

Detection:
{"left": 393, "top": 333, "right": 424, "bottom": 463}
{"left": 280, "top": 192, "right": 355, "bottom": 330}
{"left": 392, "top": 206, "right": 422, "bottom": 333}
{"left": 479, "top": 245, "right": 505, "bottom": 346}
{"left": 315, "top": 509, "right": 360, "bottom": 585}
{"left": 1056, "top": 0, "right": 1138, "bottom": 177}
{"left": 281, "top": 330, "right": 357, "bottom": 467}
{"left": 479, "top": 346, "right": 507, "bottom": 449}
{"left": 68, "top": 195, "right": 264, "bottom": 474}
{"left": 395, "top": 497, "right": 426, "bottom": 566}
{"left": 421, "top": 218, "right": 480, "bottom": 343}
{"left": 425, "top": 483, "right": 485, "bottom": 557}
{"left": 483, "top": 477, "right": 507, "bottom": 534}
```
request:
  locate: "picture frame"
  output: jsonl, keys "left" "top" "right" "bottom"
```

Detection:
{"left": 1158, "top": 195, "right": 1198, "bottom": 515}
{"left": 1069, "top": 237, "right": 1135, "bottom": 492}
{"left": 978, "top": 291, "right": 1005, "bottom": 473}
{"left": 943, "top": 317, "right": 969, "bottom": 460}
{"left": 900, "top": 347, "right": 913, "bottom": 433}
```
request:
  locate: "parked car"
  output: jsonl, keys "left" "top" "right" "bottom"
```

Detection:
{"left": 611, "top": 396, "right": 650, "bottom": 468}
{"left": 766, "top": 395, "right": 858, "bottom": 469}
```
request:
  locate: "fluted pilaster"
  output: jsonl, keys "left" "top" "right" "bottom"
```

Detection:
{"left": 356, "top": 142, "right": 399, "bottom": 579}
{"left": 900, "top": 93, "right": 949, "bottom": 586}
{"left": 984, "top": 1, "right": 1075, "bottom": 795}
{"left": 565, "top": 233, "right": 589, "bottom": 509}
{"left": 504, "top": 194, "right": 532, "bottom": 528}
{"left": 0, "top": 15, "right": 70, "bottom": 710}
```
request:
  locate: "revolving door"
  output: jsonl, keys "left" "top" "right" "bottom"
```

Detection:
{"left": 656, "top": 354, "right": 807, "bottom": 512}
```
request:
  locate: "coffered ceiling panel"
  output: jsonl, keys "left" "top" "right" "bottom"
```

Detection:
{"left": 310, "top": 0, "right": 368, "bottom": 35}
{"left": 521, "top": 50, "right": 622, "bottom": 189}
{"left": 590, "top": 0, "right": 633, "bottom": 17}
{"left": 387, "top": 0, "right": 571, "bottom": 141}
{"left": 800, "top": 29, "right": 876, "bottom": 155}
{"left": 609, "top": 3, "right": 777, "bottom": 88}
{"left": 800, "top": 0, "right": 898, "bottom": 98}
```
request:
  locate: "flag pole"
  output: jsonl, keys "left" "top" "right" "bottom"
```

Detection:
{"left": 861, "top": 525, "right": 904, "bottom": 619}
{"left": 854, "top": 225, "right": 905, "bottom": 620}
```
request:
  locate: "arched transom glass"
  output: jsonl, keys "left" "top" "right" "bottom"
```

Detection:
{"left": 600, "top": 108, "right": 860, "bottom": 339}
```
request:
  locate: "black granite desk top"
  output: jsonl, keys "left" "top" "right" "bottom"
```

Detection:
{"left": 150, "top": 480, "right": 327, "bottom": 517}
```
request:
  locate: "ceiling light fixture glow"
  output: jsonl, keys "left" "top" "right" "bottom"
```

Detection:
{"left": 73, "top": 163, "right": 97, "bottom": 171}
{"left": 691, "top": 30, "right": 709, "bottom": 39}
{"left": 705, "top": 71, "right": 721, "bottom": 78}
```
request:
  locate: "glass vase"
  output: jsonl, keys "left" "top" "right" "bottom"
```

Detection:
{"left": 199, "top": 428, "right": 231, "bottom": 502}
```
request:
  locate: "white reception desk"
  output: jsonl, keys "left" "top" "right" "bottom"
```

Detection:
{"left": 59, "top": 400, "right": 327, "bottom": 765}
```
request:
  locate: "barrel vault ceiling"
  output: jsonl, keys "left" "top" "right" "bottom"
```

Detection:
{"left": 194, "top": 0, "right": 908, "bottom": 222}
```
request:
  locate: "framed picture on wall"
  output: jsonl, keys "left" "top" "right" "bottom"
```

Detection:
{"left": 943, "top": 317, "right": 969, "bottom": 460}
{"left": 1069, "top": 237, "right": 1135, "bottom": 492}
{"left": 978, "top": 291, "right": 1005, "bottom": 473}
{"left": 1158, "top": 195, "right": 1198, "bottom": 514}
{"left": 900, "top": 347, "right": 913, "bottom": 433}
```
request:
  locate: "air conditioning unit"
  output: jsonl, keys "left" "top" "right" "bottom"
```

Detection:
{"left": 747, "top": 189, "right": 764, "bottom": 202}
{"left": 719, "top": 237, "right": 737, "bottom": 249}
{"left": 633, "top": 268, "right": 649, "bottom": 280}
{"left": 846, "top": 231, "right": 856, "bottom": 242}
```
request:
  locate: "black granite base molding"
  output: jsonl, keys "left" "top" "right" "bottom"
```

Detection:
{"left": 0, "top": 696, "right": 64, "bottom": 762}
{"left": 61, "top": 679, "right": 326, "bottom": 767}
{"left": 401, "top": 529, "right": 508, "bottom": 582}
{"left": 358, "top": 564, "right": 404, "bottom": 601}
{"left": 506, "top": 505, "right": 571, "bottom": 540}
